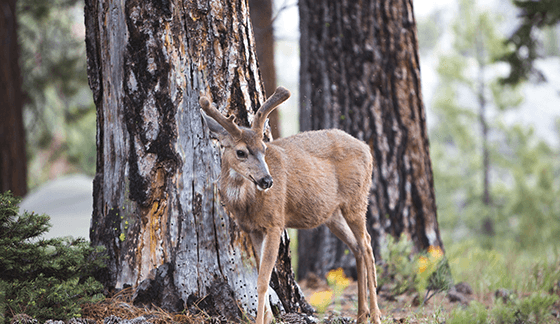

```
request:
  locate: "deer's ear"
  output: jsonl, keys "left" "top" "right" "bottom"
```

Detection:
{"left": 201, "top": 109, "right": 230, "bottom": 140}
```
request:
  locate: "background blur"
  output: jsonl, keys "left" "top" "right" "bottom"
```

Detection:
{"left": 17, "top": 0, "right": 560, "bottom": 262}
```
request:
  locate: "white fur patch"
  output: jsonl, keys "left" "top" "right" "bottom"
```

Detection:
{"left": 226, "top": 185, "right": 245, "bottom": 203}
{"left": 229, "top": 168, "right": 243, "bottom": 180}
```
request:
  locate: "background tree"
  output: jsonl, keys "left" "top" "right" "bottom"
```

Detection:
{"left": 249, "top": 0, "right": 281, "bottom": 138}
{"left": 17, "top": 0, "right": 95, "bottom": 190}
{"left": 85, "top": 0, "right": 310, "bottom": 319}
{"left": 0, "top": 0, "right": 27, "bottom": 197}
{"left": 499, "top": 0, "right": 560, "bottom": 85}
{"left": 298, "top": 0, "right": 444, "bottom": 280}
{"left": 430, "top": 0, "right": 560, "bottom": 253}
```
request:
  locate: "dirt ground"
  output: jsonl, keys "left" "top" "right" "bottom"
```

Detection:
{"left": 299, "top": 274, "right": 468, "bottom": 323}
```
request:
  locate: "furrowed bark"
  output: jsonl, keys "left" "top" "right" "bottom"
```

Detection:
{"left": 298, "top": 0, "right": 444, "bottom": 280}
{"left": 85, "top": 0, "right": 308, "bottom": 318}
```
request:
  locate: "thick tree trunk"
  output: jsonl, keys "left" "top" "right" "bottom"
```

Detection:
{"left": 85, "top": 0, "right": 309, "bottom": 319}
{"left": 0, "top": 0, "right": 27, "bottom": 198}
{"left": 249, "top": 0, "right": 280, "bottom": 138}
{"left": 298, "top": 0, "right": 444, "bottom": 280}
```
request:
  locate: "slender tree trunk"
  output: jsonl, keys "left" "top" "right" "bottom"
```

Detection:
{"left": 298, "top": 0, "right": 444, "bottom": 280}
{"left": 85, "top": 0, "right": 309, "bottom": 319}
{"left": 249, "top": 0, "right": 281, "bottom": 138}
{"left": 476, "top": 32, "right": 493, "bottom": 236}
{"left": 0, "top": 0, "right": 27, "bottom": 198}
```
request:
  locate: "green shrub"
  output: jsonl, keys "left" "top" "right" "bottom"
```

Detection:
{"left": 377, "top": 234, "right": 418, "bottom": 295}
{"left": 0, "top": 191, "right": 105, "bottom": 321}
{"left": 516, "top": 292, "right": 558, "bottom": 323}
{"left": 447, "top": 301, "right": 489, "bottom": 324}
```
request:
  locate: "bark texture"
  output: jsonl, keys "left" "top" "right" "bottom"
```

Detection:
{"left": 0, "top": 0, "right": 27, "bottom": 198}
{"left": 298, "top": 0, "right": 443, "bottom": 280}
{"left": 85, "top": 0, "right": 308, "bottom": 319}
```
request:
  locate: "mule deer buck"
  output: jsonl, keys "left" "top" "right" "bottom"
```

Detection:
{"left": 199, "top": 86, "right": 381, "bottom": 324}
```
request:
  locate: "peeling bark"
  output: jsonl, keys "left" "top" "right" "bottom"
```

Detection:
{"left": 85, "top": 0, "right": 307, "bottom": 319}
{"left": 298, "top": 0, "right": 444, "bottom": 280}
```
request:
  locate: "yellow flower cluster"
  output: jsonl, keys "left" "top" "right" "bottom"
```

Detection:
{"left": 309, "top": 268, "right": 351, "bottom": 314}
{"left": 309, "top": 290, "right": 334, "bottom": 313}
{"left": 417, "top": 245, "right": 444, "bottom": 274}
{"left": 326, "top": 267, "right": 350, "bottom": 291}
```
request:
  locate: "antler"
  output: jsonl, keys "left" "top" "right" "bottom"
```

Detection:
{"left": 252, "top": 86, "right": 291, "bottom": 137}
{"left": 199, "top": 95, "right": 243, "bottom": 138}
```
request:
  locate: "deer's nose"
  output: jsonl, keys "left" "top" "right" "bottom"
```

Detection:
{"left": 257, "top": 175, "right": 273, "bottom": 190}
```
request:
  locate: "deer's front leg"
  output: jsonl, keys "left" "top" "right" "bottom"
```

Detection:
{"left": 255, "top": 227, "right": 282, "bottom": 324}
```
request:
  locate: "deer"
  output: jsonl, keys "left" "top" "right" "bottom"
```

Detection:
{"left": 199, "top": 86, "right": 381, "bottom": 324}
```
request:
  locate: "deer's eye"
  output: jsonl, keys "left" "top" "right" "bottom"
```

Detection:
{"left": 236, "top": 150, "right": 247, "bottom": 159}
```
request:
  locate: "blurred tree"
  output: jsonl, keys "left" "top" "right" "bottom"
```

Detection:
{"left": 0, "top": 0, "right": 27, "bottom": 197}
{"left": 18, "top": 0, "right": 95, "bottom": 189}
{"left": 416, "top": 10, "right": 444, "bottom": 55}
{"left": 249, "top": 0, "right": 281, "bottom": 138}
{"left": 430, "top": 0, "right": 560, "bottom": 252}
{"left": 499, "top": 0, "right": 560, "bottom": 85}
{"left": 430, "top": 0, "right": 523, "bottom": 242}
{"left": 85, "top": 0, "right": 310, "bottom": 319}
{"left": 298, "top": 0, "right": 444, "bottom": 280}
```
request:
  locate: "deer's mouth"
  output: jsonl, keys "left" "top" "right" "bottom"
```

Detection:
{"left": 249, "top": 175, "right": 271, "bottom": 192}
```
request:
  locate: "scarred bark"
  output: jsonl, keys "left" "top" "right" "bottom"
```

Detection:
{"left": 85, "top": 0, "right": 309, "bottom": 319}
{"left": 298, "top": 0, "right": 444, "bottom": 280}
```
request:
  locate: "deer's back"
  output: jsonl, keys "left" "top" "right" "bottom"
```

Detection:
{"left": 269, "top": 129, "right": 373, "bottom": 228}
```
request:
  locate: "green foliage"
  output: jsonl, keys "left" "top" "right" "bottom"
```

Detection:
{"left": 0, "top": 191, "right": 105, "bottom": 321}
{"left": 17, "top": 0, "right": 96, "bottom": 189}
{"left": 447, "top": 240, "right": 560, "bottom": 296}
{"left": 499, "top": 0, "right": 560, "bottom": 84}
{"left": 447, "top": 293, "right": 559, "bottom": 324}
{"left": 431, "top": 0, "right": 560, "bottom": 255}
{"left": 377, "top": 234, "right": 418, "bottom": 295}
{"left": 447, "top": 301, "right": 489, "bottom": 324}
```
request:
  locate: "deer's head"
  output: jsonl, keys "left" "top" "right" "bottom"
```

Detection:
{"left": 199, "top": 87, "right": 291, "bottom": 191}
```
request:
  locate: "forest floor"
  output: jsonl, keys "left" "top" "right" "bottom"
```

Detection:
{"left": 79, "top": 277, "right": 479, "bottom": 324}
{"left": 298, "top": 274, "right": 459, "bottom": 323}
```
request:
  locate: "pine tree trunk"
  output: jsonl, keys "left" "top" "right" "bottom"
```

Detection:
{"left": 0, "top": 0, "right": 27, "bottom": 198}
{"left": 85, "top": 0, "right": 309, "bottom": 319}
{"left": 249, "top": 0, "right": 280, "bottom": 138}
{"left": 298, "top": 0, "right": 444, "bottom": 280}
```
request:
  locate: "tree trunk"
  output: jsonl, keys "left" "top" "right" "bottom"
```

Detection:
{"left": 85, "top": 0, "right": 309, "bottom": 319}
{"left": 0, "top": 0, "right": 27, "bottom": 198}
{"left": 249, "top": 0, "right": 280, "bottom": 138}
{"left": 298, "top": 0, "right": 444, "bottom": 280}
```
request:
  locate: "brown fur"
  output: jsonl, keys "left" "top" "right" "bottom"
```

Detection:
{"left": 200, "top": 87, "right": 381, "bottom": 324}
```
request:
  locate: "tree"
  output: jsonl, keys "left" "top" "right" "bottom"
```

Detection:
{"left": 249, "top": 0, "right": 281, "bottom": 138}
{"left": 298, "top": 0, "right": 444, "bottom": 280}
{"left": 85, "top": 0, "right": 310, "bottom": 320}
{"left": 499, "top": 0, "right": 560, "bottom": 85}
{"left": 430, "top": 0, "right": 524, "bottom": 245}
{"left": 18, "top": 0, "right": 96, "bottom": 189}
{"left": 0, "top": 0, "right": 27, "bottom": 198}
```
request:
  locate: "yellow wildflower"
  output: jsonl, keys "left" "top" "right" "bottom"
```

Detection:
{"left": 427, "top": 245, "right": 444, "bottom": 261}
{"left": 309, "top": 290, "right": 333, "bottom": 313}
{"left": 417, "top": 255, "right": 429, "bottom": 273}
{"left": 326, "top": 267, "right": 350, "bottom": 291}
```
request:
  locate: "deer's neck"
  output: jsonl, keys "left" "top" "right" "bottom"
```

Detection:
{"left": 220, "top": 167, "right": 255, "bottom": 206}
{"left": 219, "top": 160, "right": 261, "bottom": 228}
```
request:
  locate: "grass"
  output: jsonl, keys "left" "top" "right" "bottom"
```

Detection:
{"left": 301, "top": 237, "right": 560, "bottom": 324}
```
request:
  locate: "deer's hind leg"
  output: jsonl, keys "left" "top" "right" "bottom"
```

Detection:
{"left": 342, "top": 207, "right": 381, "bottom": 324}
{"left": 325, "top": 209, "right": 370, "bottom": 323}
